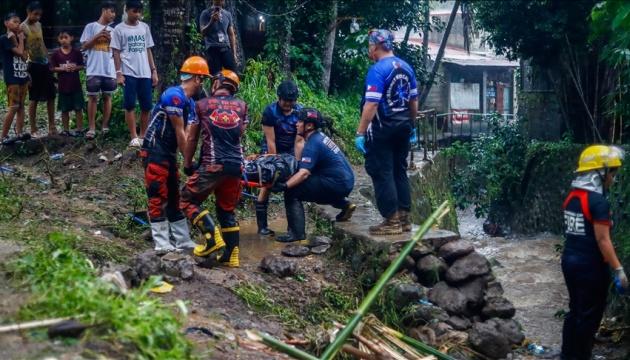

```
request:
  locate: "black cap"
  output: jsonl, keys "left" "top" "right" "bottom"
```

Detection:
{"left": 277, "top": 80, "right": 299, "bottom": 101}
{"left": 4, "top": 12, "right": 19, "bottom": 21}
{"left": 297, "top": 108, "right": 322, "bottom": 129}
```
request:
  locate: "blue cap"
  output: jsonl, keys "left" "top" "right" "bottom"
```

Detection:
{"left": 368, "top": 29, "right": 394, "bottom": 51}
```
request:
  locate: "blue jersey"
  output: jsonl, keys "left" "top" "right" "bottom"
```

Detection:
{"left": 362, "top": 56, "right": 418, "bottom": 132}
{"left": 261, "top": 102, "right": 303, "bottom": 154}
{"left": 143, "top": 86, "right": 197, "bottom": 159}
{"left": 299, "top": 131, "right": 354, "bottom": 192}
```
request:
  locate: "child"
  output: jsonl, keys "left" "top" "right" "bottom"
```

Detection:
{"left": 20, "top": 1, "right": 57, "bottom": 137}
{"left": 50, "top": 30, "right": 85, "bottom": 136}
{"left": 1, "top": 13, "right": 29, "bottom": 145}
{"left": 111, "top": 0, "right": 158, "bottom": 148}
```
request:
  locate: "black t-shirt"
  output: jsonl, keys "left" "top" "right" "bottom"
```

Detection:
{"left": 0, "top": 34, "right": 29, "bottom": 85}
{"left": 563, "top": 189, "right": 611, "bottom": 262}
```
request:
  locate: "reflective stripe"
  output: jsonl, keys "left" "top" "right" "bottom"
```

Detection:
{"left": 193, "top": 209, "right": 210, "bottom": 225}
{"left": 365, "top": 91, "right": 382, "bottom": 99}
{"left": 164, "top": 106, "right": 183, "bottom": 116}
{"left": 410, "top": 88, "right": 418, "bottom": 95}
{"left": 221, "top": 226, "right": 240, "bottom": 233}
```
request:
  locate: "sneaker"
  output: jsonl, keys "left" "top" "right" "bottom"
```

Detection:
{"left": 1, "top": 136, "right": 17, "bottom": 146}
{"left": 128, "top": 137, "right": 142, "bottom": 148}
{"left": 398, "top": 210, "right": 412, "bottom": 232}
{"left": 85, "top": 130, "right": 96, "bottom": 140}
{"left": 335, "top": 202, "right": 357, "bottom": 222}
{"left": 369, "top": 215, "right": 403, "bottom": 235}
{"left": 102, "top": 128, "right": 110, "bottom": 135}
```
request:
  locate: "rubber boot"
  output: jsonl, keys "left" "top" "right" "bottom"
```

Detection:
{"left": 192, "top": 210, "right": 225, "bottom": 257}
{"left": 335, "top": 201, "right": 357, "bottom": 222}
{"left": 170, "top": 218, "right": 195, "bottom": 250}
{"left": 398, "top": 210, "right": 412, "bottom": 232}
{"left": 217, "top": 226, "right": 240, "bottom": 268}
{"left": 276, "top": 196, "right": 306, "bottom": 243}
{"left": 255, "top": 200, "right": 275, "bottom": 236}
{"left": 151, "top": 221, "right": 175, "bottom": 252}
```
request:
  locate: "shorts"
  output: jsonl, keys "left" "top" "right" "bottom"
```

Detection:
{"left": 58, "top": 91, "right": 85, "bottom": 112}
{"left": 6, "top": 83, "right": 28, "bottom": 109}
{"left": 123, "top": 75, "right": 153, "bottom": 111}
{"left": 86, "top": 76, "right": 117, "bottom": 96}
{"left": 27, "top": 62, "right": 56, "bottom": 101}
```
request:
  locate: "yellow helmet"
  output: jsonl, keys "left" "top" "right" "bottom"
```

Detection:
{"left": 576, "top": 145, "right": 624, "bottom": 172}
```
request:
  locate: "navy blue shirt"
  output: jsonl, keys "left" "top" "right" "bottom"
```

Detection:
{"left": 262, "top": 102, "right": 303, "bottom": 154}
{"left": 0, "top": 34, "right": 28, "bottom": 85}
{"left": 299, "top": 131, "right": 354, "bottom": 192}
{"left": 362, "top": 56, "right": 418, "bottom": 132}
{"left": 563, "top": 189, "right": 611, "bottom": 263}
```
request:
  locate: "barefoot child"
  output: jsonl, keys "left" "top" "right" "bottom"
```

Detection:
{"left": 50, "top": 30, "right": 85, "bottom": 136}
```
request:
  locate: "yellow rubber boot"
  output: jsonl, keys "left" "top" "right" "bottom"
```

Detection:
{"left": 192, "top": 210, "right": 226, "bottom": 257}
{"left": 217, "top": 227, "right": 240, "bottom": 268}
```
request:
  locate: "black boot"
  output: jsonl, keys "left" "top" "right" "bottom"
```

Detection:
{"left": 255, "top": 200, "right": 275, "bottom": 236}
{"left": 217, "top": 227, "right": 240, "bottom": 267}
{"left": 192, "top": 210, "right": 225, "bottom": 257}
{"left": 276, "top": 196, "right": 306, "bottom": 243}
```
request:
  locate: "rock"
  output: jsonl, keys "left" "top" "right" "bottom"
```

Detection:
{"left": 281, "top": 245, "right": 310, "bottom": 257}
{"left": 485, "top": 281, "right": 504, "bottom": 298}
{"left": 493, "top": 318, "right": 525, "bottom": 345}
{"left": 446, "top": 316, "right": 472, "bottom": 331}
{"left": 423, "top": 229, "right": 460, "bottom": 249}
{"left": 134, "top": 251, "right": 162, "bottom": 281}
{"left": 310, "top": 244, "right": 331, "bottom": 255}
{"left": 428, "top": 282, "right": 468, "bottom": 316}
{"left": 409, "top": 327, "right": 437, "bottom": 347}
{"left": 161, "top": 252, "right": 195, "bottom": 280}
{"left": 469, "top": 320, "right": 511, "bottom": 359}
{"left": 403, "top": 304, "right": 449, "bottom": 326}
{"left": 482, "top": 297, "right": 516, "bottom": 319}
{"left": 483, "top": 221, "right": 504, "bottom": 237}
{"left": 260, "top": 256, "right": 297, "bottom": 277}
{"left": 458, "top": 277, "right": 487, "bottom": 310}
{"left": 428, "top": 322, "right": 453, "bottom": 337}
{"left": 410, "top": 242, "right": 433, "bottom": 260}
{"left": 309, "top": 236, "right": 332, "bottom": 248}
{"left": 416, "top": 255, "right": 447, "bottom": 286}
{"left": 388, "top": 282, "right": 425, "bottom": 310}
{"left": 445, "top": 252, "right": 490, "bottom": 284}
{"left": 438, "top": 240, "right": 474, "bottom": 263}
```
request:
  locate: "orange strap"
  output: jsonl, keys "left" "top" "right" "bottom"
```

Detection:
{"left": 563, "top": 189, "right": 592, "bottom": 223}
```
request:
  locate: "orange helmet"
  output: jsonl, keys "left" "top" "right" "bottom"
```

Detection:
{"left": 180, "top": 56, "right": 210, "bottom": 77}
{"left": 216, "top": 69, "right": 240, "bottom": 92}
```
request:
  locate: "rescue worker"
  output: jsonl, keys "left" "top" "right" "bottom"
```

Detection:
{"left": 256, "top": 79, "right": 302, "bottom": 236}
{"left": 180, "top": 70, "right": 247, "bottom": 267}
{"left": 355, "top": 29, "right": 418, "bottom": 235}
{"left": 561, "top": 145, "right": 627, "bottom": 359}
{"left": 271, "top": 108, "right": 356, "bottom": 243}
{"left": 141, "top": 56, "right": 210, "bottom": 252}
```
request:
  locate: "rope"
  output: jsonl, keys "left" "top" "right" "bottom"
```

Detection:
{"left": 238, "top": 0, "right": 310, "bottom": 17}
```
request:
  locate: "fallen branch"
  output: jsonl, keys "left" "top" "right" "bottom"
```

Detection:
{"left": 0, "top": 317, "right": 73, "bottom": 334}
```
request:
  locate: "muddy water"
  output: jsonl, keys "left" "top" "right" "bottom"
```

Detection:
{"left": 457, "top": 208, "right": 568, "bottom": 351}
{"left": 238, "top": 218, "right": 289, "bottom": 264}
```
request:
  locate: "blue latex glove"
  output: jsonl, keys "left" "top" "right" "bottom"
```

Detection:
{"left": 614, "top": 267, "right": 628, "bottom": 295}
{"left": 410, "top": 130, "right": 418, "bottom": 145}
{"left": 355, "top": 135, "right": 366, "bottom": 154}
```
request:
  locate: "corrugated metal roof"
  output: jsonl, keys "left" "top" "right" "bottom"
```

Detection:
{"left": 442, "top": 58, "right": 518, "bottom": 67}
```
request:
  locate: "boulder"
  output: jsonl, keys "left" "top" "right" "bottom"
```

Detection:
{"left": 388, "top": 282, "right": 425, "bottom": 310}
{"left": 438, "top": 240, "right": 474, "bottom": 263}
{"left": 309, "top": 236, "right": 332, "bottom": 248}
{"left": 423, "top": 229, "right": 460, "bottom": 249}
{"left": 445, "top": 252, "right": 490, "bottom": 284}
{"left": 457, "top": 277, "right": 487, "bottom": 310}
{"left": 310, "top": 244, "right": 331, "bottom": 255}
{"left": 493, "top": 318, "right": 525, "bottom": 345}
{"left": 281, "top": 245, "right": 310, "bottom": 257}
{"left": 416, "top": 255, "right": 447, "bottom": 286}
{"left": 469, "top": 320, "right": 511, "bottom": 359}
{"left": 133, "top": 251, "right": 162, "bottom": 281}
{"left": 260, "top": 256, "right": 297, "bottom": 277}
{"left": 446, "top": 316, "right": 472, "bottom": 331}
{"left": 428, "top": 282, "right": 468, "bottom": 316}
{"left": 403, "top": 304, "right": 449, "bottom": 326}
{"left": 482, "top": 297, "right": 516, "bottom": 319}
{"left": 410, "top": 242, "right": 433, "bottom": 260}
{"left": 485, "top": 281, "right": 504, "bottom": 298}
{"left": 161, "top": 252, "right": 195, "bottom": 280}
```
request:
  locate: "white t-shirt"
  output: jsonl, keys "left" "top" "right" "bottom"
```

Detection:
{"left": 80, "top": 22, "right": 116, "bottom": 78}
{"left": 110, "top": 21, "right": 154, "bottom": 79}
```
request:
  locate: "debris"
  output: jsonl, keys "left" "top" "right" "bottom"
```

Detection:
{"left": 50, "top": 153, "right": 64, "bottom": 160}
{"left": 100, "top": 271, "right": 129, "bottom": 294}
{"left": 0, "top": 317, "right": 73, "bottom": 334}
{"left": 98, "top": 154, "right": 108, "bottom": 162}
{"left": 113, "top": 153, "right": 123, "bottom": 161}
{"left": 93, "top": 230, "right": 102, "bottom": 236}
{"left": 129, "top": 212, "right": 149, "bottom": 227}
{"left": 150, "top": 281, "right": 174, "bottom": 294}
{"left": 0, "top": 165, "right": 15, "bottom": 174}
{"left": 47, "top": 320, "right": 88, "bottom": 339}
{"left": 281, "top": 244, "right": 310, "bottom": 257}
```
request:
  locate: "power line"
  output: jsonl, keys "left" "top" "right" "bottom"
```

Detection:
{"left": 238, "top": 0, "right": 310, "bottom": 17}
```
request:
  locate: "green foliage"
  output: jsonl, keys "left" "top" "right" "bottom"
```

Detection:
{"left": 0, "top": 176, "right": 23, "bottom": 221}
{"left": 233, "top": 282, "right": 305, "bottom": 329}
{"left": 11, "top": 232, "right": 192, "bottom": 359}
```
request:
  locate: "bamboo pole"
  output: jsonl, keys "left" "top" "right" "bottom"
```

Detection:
{"left": 319, "top": 200, "right": 450, "bottom": 360}
{"left": 377, "top": 325, "right": 455, "bottom": 360}
{"left": 251, "top": 330, "right": 320, "bottom": 360}
{"left": 0, "top": 317, "right": 73, "bottom": 334}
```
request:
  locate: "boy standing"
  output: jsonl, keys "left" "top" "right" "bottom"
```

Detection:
{"left": 111, "top": 0, "right": 158, "bottom": 148}
{"left": 50, "top": 30, "right": 85, "bottom": 136}
{"left": 1, "top": 13, "right": 29, "bottom": 145}
{"left": 21, "top": 1, "right": 56, "bottom": 137}
{"left": 80, "top": 1, "right": 117, "bottom": 139}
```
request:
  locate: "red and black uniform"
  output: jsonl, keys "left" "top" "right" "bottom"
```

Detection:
{"left": 141, "top": 86, "right": 196, "bottom": 222}
{"left": 561, "top": 188, "right": 612, "bottom": 359}
{"left": 180, "top": 94, "right": 248, "bottom": 228}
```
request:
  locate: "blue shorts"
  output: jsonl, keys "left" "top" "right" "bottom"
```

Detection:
{"left": 123, "top": 76, "right": 153, "bottom": 111}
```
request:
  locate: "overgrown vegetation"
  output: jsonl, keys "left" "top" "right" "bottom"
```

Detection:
{"left": 10, "top": 232, "right": 192, "bottom": 359}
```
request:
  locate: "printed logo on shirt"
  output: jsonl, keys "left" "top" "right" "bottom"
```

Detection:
{"left": 385, "top": 71, "right": 411, "bottom": 112}
{"left": 210, "top": 109, "right": 240, "bottom": 129}
{"left": 12, "top": 56, "right": 28, "bottom": 78}
{"left": 564, "top": 210, "right": 585, "bottom": 235}
{"left": 171, "top": 96, "right": 182, "bottom": 106}
{"left": 127, "top": 34, "right": 146, "bottom": 53}
{"left": 367, "top": 85, "right": 377, "bottom": 92}
{"left": 94, "top": 36, "right": 110, "bottom": 52}
{"left": 322, "top": 135, "right": 340, "bottom": 154}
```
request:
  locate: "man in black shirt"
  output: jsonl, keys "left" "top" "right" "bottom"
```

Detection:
{"left": 199, "top": 0, "right": 237, "bottom": 74}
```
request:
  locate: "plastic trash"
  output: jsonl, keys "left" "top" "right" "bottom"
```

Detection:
{"left": 150, "top": 281, "right": 174, "bottom": 294}
{"left": 129, "top": 213, "right": 149, "bottom": 227}
{"left": 50, "top": 153, "right": 64, "bottom": 160}
{"left": 527, "top": 343, "right": 546, "bottom": 355}
{"left": 419, "top": 299, "right": 434, "bottom": 306}
{"left": 0, "top": 166, "right": 15, "bottom": 174}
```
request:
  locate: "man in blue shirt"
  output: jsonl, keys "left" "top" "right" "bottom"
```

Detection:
{"left": 355, "top": 29, "right": 418, "bottom": 235}
{"left": 255, "top": 80, "right": 302, "bottom": 236}
{"left": 271, "top": 108, "right": 356, "bottom": 243}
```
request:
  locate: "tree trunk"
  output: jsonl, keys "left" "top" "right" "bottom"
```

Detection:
{"left": 150, "top": 0, "right": 189, "bottom": 91}
{"left": 280, "top": 20, "right": 292, "bottom": 77}
{"left": 419, "top": 0, "right": 460, "bottom": 108}
{"left": 421, "top": 0, "right": 430, "bottom": 72}
{"left": 321, "top": 0, "right": 338, "bottom": 93}
{"left": 225, "top": 0, "right": 245, "bottom": 72}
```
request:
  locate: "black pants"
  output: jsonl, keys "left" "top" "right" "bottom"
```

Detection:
{"left": 364, "top": 123, "right": 411, "bottom": 218}
{"left": 561, "top": 255, "right": 610, "bottom": 360}
{"left": 206, "top": 46, "right": 236, "bottom": 75}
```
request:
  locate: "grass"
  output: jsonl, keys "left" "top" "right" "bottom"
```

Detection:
{"left": 233, "top": 282, "right": 306, "bottom": 329}
{"left": 10, "top": 232, "right": 193, "bottom": 359}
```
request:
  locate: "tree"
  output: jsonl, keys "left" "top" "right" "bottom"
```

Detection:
{"left": 321, "top": 0, "right": 338, "bottom": 92}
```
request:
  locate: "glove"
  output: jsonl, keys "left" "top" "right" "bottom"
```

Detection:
{"left": 614, "top": 267, "right": 628, "bottom": 294}
{"left": 355, "top": 134, "right": 366, "bottom": 154}
{"left": 409, "top": 129, "right": 418, "bottom": 145}
{"left": 270, "top": 181, "right": 287, "bottom": 193}
{"left": 183, "top": 164, "right": 199, "bottom": 176}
